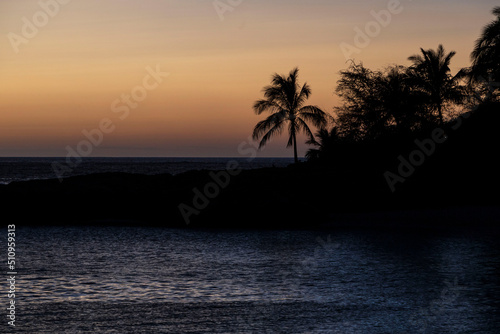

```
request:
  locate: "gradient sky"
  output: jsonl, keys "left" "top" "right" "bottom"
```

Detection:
{"left": 0, "top": 0, "right": 498, "bottom": 157}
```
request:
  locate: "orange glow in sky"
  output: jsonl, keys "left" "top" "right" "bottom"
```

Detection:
{"left": 0, "top": 0, "right": 498, "bottom": 157}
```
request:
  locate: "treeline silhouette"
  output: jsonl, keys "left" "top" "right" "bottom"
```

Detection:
{"left": 306, "top": 6, "right": 499, "bottom": 163}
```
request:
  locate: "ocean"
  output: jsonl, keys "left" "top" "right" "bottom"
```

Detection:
{"left": 5, "top": 227, "right": 500, "bottom": 333}
{"left": 0, "top": 157, "right": 296, "bottom": 184}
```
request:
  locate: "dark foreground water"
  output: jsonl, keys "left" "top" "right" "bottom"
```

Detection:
{"left": 3, "top": 227, "right": 500, "bottom": 333}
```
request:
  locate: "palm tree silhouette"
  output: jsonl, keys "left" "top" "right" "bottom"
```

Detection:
{"left": 252, "top": 67, "right": 330, "bottom": 163}
{"left": 305, "top": 127, "right": 340, "bottom": 161}
{"left": 408, "top": 45, "right": 464, "bottom": 126}
{"left": 470, "top": 6, "right": 500, "bottom": 90}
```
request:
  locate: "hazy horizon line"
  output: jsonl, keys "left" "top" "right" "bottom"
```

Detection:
{"left": 0, "top": 156, "right": 300, "bottom": 159}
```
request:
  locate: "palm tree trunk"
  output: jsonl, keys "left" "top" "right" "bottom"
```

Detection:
{"left": 437, "top": 104, "right": 444, "bottom": 126}
{"left": 292, "top": 130, "right": 298, "bottom": 164}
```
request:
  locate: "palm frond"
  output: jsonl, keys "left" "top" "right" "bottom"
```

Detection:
{"left": 259, "top": 122, "right": 285, "bottom": 149}
{"left": 493, "top": 6, "right": 500, "bottom": 17}
{"left": 253, "top": 99, "right": 284, "bottom": 115}
{"left": 298, "top": 107, "right": 330, "bottom": 128}
{"left": 295, "top": 82, "right": 311, "bottom": 109}
{"left": 296, "top": 117, "right": 315, "bottom": 144}
{"left": 252, "top": 112, "right": 286, "bottom": 141}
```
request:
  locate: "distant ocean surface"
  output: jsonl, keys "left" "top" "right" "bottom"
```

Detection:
{"left": 0, "top": 157, "right": 296, "bottom": 184}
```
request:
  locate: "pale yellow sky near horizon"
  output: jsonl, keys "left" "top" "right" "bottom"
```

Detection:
{"left": 0, "top": 0, "right": 498, "bottom": 157}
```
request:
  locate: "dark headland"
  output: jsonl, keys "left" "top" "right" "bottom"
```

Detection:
{"left": 2, "top": 103, "right": 499, "bottom": 230}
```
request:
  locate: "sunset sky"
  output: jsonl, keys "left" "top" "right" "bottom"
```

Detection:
{"left": 0, "top": 0, "right": 498, "bottom": 157}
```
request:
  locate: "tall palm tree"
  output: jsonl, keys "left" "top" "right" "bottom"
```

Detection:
{"left": 253, "top": 67, "right": 330, "bottom": 163}
{"left": 408, "top": 45, "right": 464, "bottom": 125}
{"left": 470, "top": 6, "right": 500, "bottom": 96}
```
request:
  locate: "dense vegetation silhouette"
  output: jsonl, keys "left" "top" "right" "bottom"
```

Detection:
{"left": 306, "top": 6, "right": 499, "bottom": 161}
{"left": 470, "top": 6, "right": 500, "bottom": 85}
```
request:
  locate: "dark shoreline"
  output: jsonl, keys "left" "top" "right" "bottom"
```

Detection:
{"left": 2, "top": 166, "right": 499, "bottom": 230}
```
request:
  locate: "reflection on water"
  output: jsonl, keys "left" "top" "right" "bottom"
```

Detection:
{"left": 7, "top": 226, "right": 500, "bottom": 333}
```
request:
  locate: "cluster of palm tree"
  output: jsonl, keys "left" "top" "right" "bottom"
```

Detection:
{"left": 335, "top": 44, "right": 466, "bottom": 141}
{"left": 252, "top": 6, "right": 499, "bottom": 162}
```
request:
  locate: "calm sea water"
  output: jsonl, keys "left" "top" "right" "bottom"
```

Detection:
{"left": 4, "top": 227, "right": 500, "bottom": 333}
{"left": 0, "top": 157, "right": 295, "bottom": 184}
